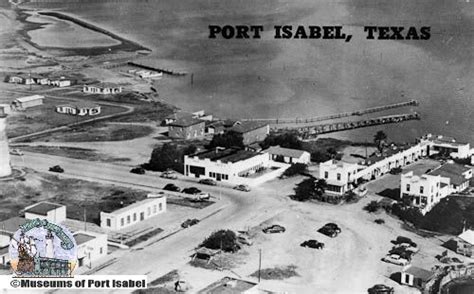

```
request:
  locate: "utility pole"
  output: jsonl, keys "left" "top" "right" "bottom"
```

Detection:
{"left": 83, "top": 207, "right": 87, "bottom": 231}
{"left": 258, "top": 249, "right": 262, "bottom": 283}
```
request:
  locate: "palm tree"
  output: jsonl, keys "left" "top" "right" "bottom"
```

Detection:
{"left": 374, "top": 131, "right": 387, "bottom": 152}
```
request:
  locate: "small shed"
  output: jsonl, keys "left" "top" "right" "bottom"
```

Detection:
{"left": 265, "top": 145, "right": 311, "bottom": 164}
{"left": 192, "top": 247, "right": 221, "bottom": 263}
{"left": 12, "top": 95, "right": 44, "bottom": 109}
{"left": 455, "top": 229, "right": 474, "bottom": 257}
{"left": 401, "top": 266, "right": 434, "bottom": 289}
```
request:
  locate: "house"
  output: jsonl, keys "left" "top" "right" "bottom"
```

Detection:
{"left": 0, "top": 104, "right": 11, "bottom": 115}
{"left": 421, "top": 134, "right": 472, "bottom": 159}
{"left": 100, "top": 194, "right": 166, "bottom": 231}
{"left": 266, "top": 145, "right": 310, "bottom": 164}
{"left": 198, "top": 276, "right": 258, "bottom": 294}
{"left": 56, "top": 102, "right": 101, "bottom": 116}
{"left": 228, "top": 121, "right": 269, "bottom": 145}
{"left": 33, "top": 76, "right": 49, "bottom": 85}
{"left": 168, "top": 116, "right": 205, "bottom": 139}
{"left": 455, "top": 229, "right": 474, "bottom": 257}
{"left": 24, "top": 201, "right": 67, "bottom": 223}
{"left": 427, "top": 162, "right": 472, "bottom": 192}
{"left": 47, "top": 76, "right": 72, "bottom": 87}
{"left": 164, "top": 110, "right": 212, "bottom": 125}
{"left": 8, "top": 74, "right": 35, "bottom": 85}
{"left": 205, "top": 121, "right": 226, "bottom": 135}
{"left": 74, "top": 230, "right": 108, "bottom": 268}
{"left": 400, "top": 266, "right": 435, "bottom": 289}
{"left": 184, "top": 147, "right": 275, "bottom": 185}
{"left": 11, "top": 95, "right": 44, "bottom": 109}
{"left": 83, "top": 83, "right": 122, "bottom": 94}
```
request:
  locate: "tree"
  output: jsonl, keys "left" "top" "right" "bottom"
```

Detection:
{"left": 364, "top": 201, "right": 381, "bottom": 213}
{"left": 201, "top": 230, "right": 239, "bottom": 252}
{"left": 292, "top": 178, "right": 327, "bottom": 202}
{"left": 282, "top": 163, "right": 307, "bottom": 178}
{"left": 326, "top": 147, "right": 338, "bottom": 159}
{"left": 373, "top": 130, "right": 387, "bottom": 152}
{"left": 208, "top": 131, "right": 244, "bottom": 149}
{"left": 147, "top": 143, "right": 183, "bottom": 172}
{"left": 260, "top": 132, "right": 302, "bottom": 150}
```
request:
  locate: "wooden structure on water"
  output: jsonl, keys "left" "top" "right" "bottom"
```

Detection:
{"left": 128, "top": 61, "right": 187, "bottom": 76}
{"left": 273, "top": 112, "right": 420, "bottom": 140}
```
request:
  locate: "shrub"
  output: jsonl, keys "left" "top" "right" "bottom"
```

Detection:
{"left": 364, "top": 201, "right": 381, "bottom": 213}
{"left": 282, "top": 163, "right": 307, "bottom": 178}
{"left": 201, "top": 230, "right": 239, "bottom": 253}
{"left": 374, "top": 218, "right": 385, "bottom": 224}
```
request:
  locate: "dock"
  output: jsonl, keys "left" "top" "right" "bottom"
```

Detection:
{"left": 273, "top": 112, "right": 420, "bottom": 140}
{"left": 128, "top": 61, "right": 187, "bottom": 76}
{"left": 242, "top": 100, "right": 419, "bottom": 124}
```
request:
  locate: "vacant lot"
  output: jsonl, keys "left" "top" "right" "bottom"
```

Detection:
{"left": 19, "top": 145, "right": 131, "bottom": 162}
{"left": 6, "top": 99, "right": 126, "bottom": 138}
{"left": 31, "top": 122, "right": 154, "bottom": 142}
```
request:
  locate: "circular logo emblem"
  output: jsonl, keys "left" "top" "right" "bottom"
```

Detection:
{"left": 9, "top": 219, "right": 77, "bottom": 277}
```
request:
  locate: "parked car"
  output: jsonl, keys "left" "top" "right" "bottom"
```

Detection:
{"left": 233, "top": 184, "right": 251, "bottom": 192}
{"left": 163, "top": 183, "right": 180, "bottom": 192}
{"left": 382, "top": 253, "right": 410, "bottom": 266}
{"left": 130, "top": 167, "right": 145, "bottom": 174}
{"left": 190, "top": 192, "right": 211, "bottom": 202}
{"left": 262, "top": 225, "right": 286, "bottom": 234}
{"left": 368, "top": 284, "right": 394, "bottom": 294}
{"left": 49, "top": 165, "right": 64, "bottom": 173}
{"left": 182, "top": 187, "right": 201, "bottom": 195}
{"left": 181, "top": 218, "right": 199, "bottom": 228}
{"left": 388, "top": 247, "right": 414, "bottom": 260}
{"left": 300, "top": 240, "right": 324, "bottom": 249}
{"left": 160, "top": 171, "right": 177, "bottom": 179}
{"left": 9, "top": 149, "right": 23, "bottom": 156}
{"left": 237, "top": 234, "right": 253, "bottom": 246}
{"left": 199, "top": 179, "right": 217, "bottom": 186}
{"left": 318, "top": 223, "right": 341, "bottom": 237}
{"left": 389, "top": 167, "right": 403, "bottom": 175}
{"left": 395, "top": 236, "right": 417, "bottom": 248}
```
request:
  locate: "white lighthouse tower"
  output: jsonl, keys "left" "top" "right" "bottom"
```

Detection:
{"left": 0, "top": 112, "right": 12, "bottom": 177}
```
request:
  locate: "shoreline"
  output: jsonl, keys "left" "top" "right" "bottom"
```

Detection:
{"left": 16, "top": 8, "right": 151, "bottom": 56}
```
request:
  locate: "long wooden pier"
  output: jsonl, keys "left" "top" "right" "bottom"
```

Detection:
{"left": 242, "top": 100, "right": 418, "bottom": 124}
{"left": 273, "top": 112, "right": 420, "bottom": 140}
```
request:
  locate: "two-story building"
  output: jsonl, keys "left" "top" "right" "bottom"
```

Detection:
{"left": 228, "top": 121, "right": 269, "bottom": 145}
{"left": 319, "top": 160, "right": 364, "bottom": 195}
{"left": 455, "top": 229, "right": 474, "bottom": 257}
{"left": 420, "top": 134, "right": 472, "bottom": 159}
{"left": 168, "top": 116, "right": 205, "bottom": 139}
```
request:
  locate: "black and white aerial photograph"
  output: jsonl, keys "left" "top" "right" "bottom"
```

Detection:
{"left": 0, "top": 0, "right": 473, "bottom": 293}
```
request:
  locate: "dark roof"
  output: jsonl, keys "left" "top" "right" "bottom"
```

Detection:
{"left": 73, "top": 232, "right": 96, "bottom": 245}
{"left": 266, "top": 145, "right": 308, "bottom": 158}
{"left": 428, "top": 163, "right": 471, "bottom": 186}
{"left": 0, "top": 217, "right": 27, "bottom": 234}
{"left": 24, "top": 202, "right": 63, "bottom": 216}
{"left": 191, "top": 148, "right": 261, "bottom": 163}
{"left": 169, "top": 116, "right": 204, "bottom": 127}
{"left": 404, "top": 266, "right": 434, "bottom": 281}
{"left": 229, "top": 121, "right": 268, "bottom": 134}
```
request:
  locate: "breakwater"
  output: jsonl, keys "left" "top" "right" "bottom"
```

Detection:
{"left": 38, "top": 11, "right": 150, "bottom": 52}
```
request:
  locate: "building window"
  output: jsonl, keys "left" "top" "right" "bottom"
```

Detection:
{"left": 420, "top": 187, "right": 424, "bottom": 194}
{"left": 406, "top": 184, "right": 410, "bottom": 192}
{"left": 337, "top": 173, "right": 341, "bottom": 181}
{"left": 121, "top": 218, "right": 124, "bottom": 227}
{"left": 100, "top": 247, "right": 103, "bottom": 254}
{"left": 106, "top": 219, "right": 111, "bottom": 227}
{"left": 133, "top": 213, "right": 137, "bottom": 221}
{"left": 153, "top": 205, "right": 157, "bottom": 213}
{"left": 159, "top": 203, "right": 162, "bottom": 211}
{"left": 147, "top": 207, "right": 151, "bottom": 216}
{"left": 127, "top": 215, "right": 130, "bottom": 224}
{"left": 324, "top": 171, "right": 328, "bottom": 179}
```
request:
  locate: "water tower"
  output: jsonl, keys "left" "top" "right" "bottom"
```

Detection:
{"left": 0, "top": 112, "right": 12, "bottom": 177}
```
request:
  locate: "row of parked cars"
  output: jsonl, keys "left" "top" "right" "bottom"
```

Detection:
{"left": 381, "top": 236, "right": 419, "bottom": 266}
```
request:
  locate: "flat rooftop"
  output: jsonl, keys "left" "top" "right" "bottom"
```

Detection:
{"left": 361, "top": 144, "right": 413, "bottom": 165}
{"left": 24, "top": 202, "right": 64, "bottom": 216}
{"left": 73, "top": 232, "right": 96, "bottom": 245}
{"left": 104, "top": 196, "right": 163, "bottom": 215}
{"left": 428, "top": 163, "right": 471, "bottom": 186}
{"left": 0, "top": 217, "right": 26, "bottom": 234}
{"left": 191, "top": 148, "right": 260, "bottom": 163}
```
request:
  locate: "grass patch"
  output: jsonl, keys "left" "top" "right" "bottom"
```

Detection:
{"left": 125, "top": 228, "right": 163, "bottom": 247}
{"left": 250, "top": 265, "right": 299, "bottom": 280}
{"left": 149, "top": 270, "right": 179, "bottom": 286}
{"left": 167, "top": 198, "right": 215, "bottom": 209}
{"left": 19, "top": 145, "right": 130, "bottom": 162}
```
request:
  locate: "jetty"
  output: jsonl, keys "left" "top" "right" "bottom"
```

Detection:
{"left": 242, "top": 100, "right": 419, "bottom": 124}
{"left": 273, "top": 112, "right": 420, "bottom": 140}
{"left": 128, "top": 61, "right": 187, "bottom": 76}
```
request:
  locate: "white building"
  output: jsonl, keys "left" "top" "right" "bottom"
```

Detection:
{"left": 319, "top": 142, "right": 430, "bottom": 195}
{"left": 47, "top": 76, "right": 72, "bottom": 87}
{"left": 421, "top": 134, "right": 472, "bottom": 159}
{"left": 184, "top": 147, "right": 273, "bottom": 186}
{"left": 455, "top": 229, "right": 474, "bottom": 257}
{"left": 100, "top": 194, "right": 166, "bottom": 231}
{"left": 73, "top": 230, "right": 108, "bottom": 268}
{"left": 319, "top": 160, "right": 364, "bottom": 195}
{"left": 11, "top": 95, "right": 44, "bottom": 109}
{"left": 400, "top": 162, "right": 472, "bottom": 214}
{"left": 400, "top": 266, "right": 435, "bottom": 289}
{"left": 24, "top": 201, "right": 67, "bottom": 223}
{"left": 266, "top": 145, "right": 311, "bottom": 164}
{"left": 83, "top": 83, "right": 122, "bottom": 95}
{"left": 56, "top": 103, "right": 101, "bottom": 116}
